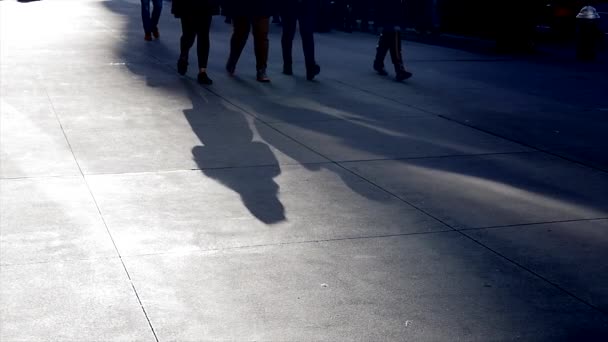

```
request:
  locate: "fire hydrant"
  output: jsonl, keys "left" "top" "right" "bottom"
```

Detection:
{"left": 576, "top": 6, "right": 602, "bottom": 60}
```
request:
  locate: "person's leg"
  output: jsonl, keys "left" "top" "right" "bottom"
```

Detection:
{"left": 299, "top": 12, "right": 317, "bottom": 68}
{"left": 251, "top": 16, "right": 270, "bottom": 81}
{"left": 150, "top": 0, "right": 163, "bottom": 37}
{"left": 177, "top": 15, "right": 196, "bottom": 74}
{"left": 227, "top": 16, "right": 251, "bottom": 73}
{"left": 373, "top": 28, "right": 390, "bottom": 75}
{"left": 298, "top": 12, "right": 320, "bottom": 80}
{"left": 196, "top": 15, "right": 213, "bottom": 71}
{"left": 388, "top": 30, "right": 412, "bottom": 80}
{"left": 140, "top": 0, "right": 152, "bottom": 37}
{"left": 281, "top": 13, "right": 297, "bottom": 74}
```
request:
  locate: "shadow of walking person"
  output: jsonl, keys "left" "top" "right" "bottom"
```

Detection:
{"left": 103, "top": 0, "right": 286, "bottom": 224}
{"left": 182, "top": 80, "right": 286, "bottom": 224}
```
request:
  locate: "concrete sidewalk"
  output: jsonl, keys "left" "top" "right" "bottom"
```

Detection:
{"left": 1, "top": 0, "right": 607, "bottom": 340}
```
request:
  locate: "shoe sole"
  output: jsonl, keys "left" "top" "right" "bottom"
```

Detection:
{"left": 396, "top": 73, "right": 413, "bottom": 81}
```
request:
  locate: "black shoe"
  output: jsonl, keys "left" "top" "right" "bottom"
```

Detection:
{"left": 306, "top": 64, "right": 321, "bottom": 81}
{"left": 177, "top": 58, "right": 188, "bottom": 76}
{"left": 283, "top": 64, "right": 293, "bottom": 75}
{"left": 256, "top": 69, "right": 270, "bottom": 83}
{"left": 197, "top": 72, "right": 213, "bottom": 85}
{"left": 373, "top": 61, "right": 388, "bottom": 76}
{"left": 226, "top": 61, "right": 236, "bottom": 75}
{"left": 396, "top": 69, "right": 413, "bottom": 81}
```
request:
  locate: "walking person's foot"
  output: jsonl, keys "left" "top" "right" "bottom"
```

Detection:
{"left": 197, "top": 72, "right": 213, "bottom": 85}
{"left": 144, "top": 33, "right": 153, "bottom": 41}
{"left": 256, "top": 69, "right": 270, "bottom": 83}
{"left": 152, "top": 28, "right": 160, "bottom": 39}
{"left": 177, "top": 58, "right": 188, "bottom": 76}
{"left": 373, "top": 61, "right": 388, "bottom": 76}
{"left": 306, "top": 64, "right": 321, "bottom": 81}
{"left": 226, "top": 61, "right": 236, "bottom": 76}
{"left": 395, "top": 69, "right": 413, "bottom": 81}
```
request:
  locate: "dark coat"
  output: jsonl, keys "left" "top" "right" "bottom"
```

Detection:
{"left": 221, "top": 0, "right": 277, "bottom": 17}
{"left": 374, "top": 0, "right": 405, "bottom": 28}
{"left": 279, "top": 0, "right": 320, "bottom": 16}
{"left": 172, "top": 0, "right": 220, "bottom": 18}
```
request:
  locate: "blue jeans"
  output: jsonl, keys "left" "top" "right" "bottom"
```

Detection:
{"left": 141, "top": 0, "right": 162, "bottom": 34}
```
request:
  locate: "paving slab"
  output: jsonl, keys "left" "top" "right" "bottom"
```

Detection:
{"left": 0, "top": 176, "right": 117, "bottom": 265}
{"left": 49, "top": 87, "right": 250, "bottom": 131}
{"left": 123, "top": 233, "right": 608, "bottom": 341}
{"left": 0, "top": 258, "right": 155, "bottom": 341}
{"left": 343, "top": 152, "right": 608, "bottom": 229}
{"left": 0, "top": 97, "right": 80, "bottom": 179}
{"left": 2, "top": 0, "right": 608, "bottom": 340}
{"left": 63, "top": 109, "right": 327, "bottom": 174}
{"left": 86, "top": 164, "right": 446, "bottom": 256}
{"left": 0, "top": 67, "right": 48, "bottom": 98}
{"left": 465, "top": 219, "right": 608, "bottom": 312}
{"left": 269, "top": 115, "right": 529, "bottom": 162}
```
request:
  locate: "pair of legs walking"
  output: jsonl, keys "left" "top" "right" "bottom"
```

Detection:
{"left": 374, "top": 28, "right": 412, "bottom": 81}
{"left": 140, "top": 0, "right": 162, "bottom": 41}
{"left": 281, "top": 10, "right": 320, "bottom": 81}
{"left": 177, "top": 14, "right": 213, "bottom": 85}
{"left": 227, "top": 17, "right": 271, "bottom": 82}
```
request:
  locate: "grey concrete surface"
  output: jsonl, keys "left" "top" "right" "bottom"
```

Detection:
{"left": 342, "top": 152, "right": 608, "bottom": 229}
{"left": 124, "top": 234, "right": 607, "bottom": 341}
{"left": 0, "top": 97, "right": 81, "bottom": 178}
{"left": 1, "top": 0, "right": 608, "bottom": 341}
{"left": 466, "top": 219, "right": 608, "bottom": 312}
{"left": 1, "top": 259, "right": 155, "bottom": 341}
{"left": 85, "top": 165, "right": 446, "bottom": 256}
{"left": 0, "top": 177, "right": 116, "bottom": 265}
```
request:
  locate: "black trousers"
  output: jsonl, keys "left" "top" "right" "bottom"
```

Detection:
{"left": 375, "top": 28, "right": 405, "bottom": 70}
{"left": 228, "top": 17, "right": 270, "bottom": 71}
{"left": 180, "top": 14, "right": 213, "bottom": 69}
{"left": 281, "top": 9, "right": 316, "bottom": 69}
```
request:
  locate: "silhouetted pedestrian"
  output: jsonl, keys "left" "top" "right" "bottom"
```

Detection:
{"left": 373, "top": 0, "right": 412, "bottom": 81}
{"left": 172, "top": 0, "right": 220, "bottom": 85}
{"left": 280, "top": 0, "right": 321, "bottom": 81}
{"left": 223, "top": 0, "right": 276, "bottom": 82}
{"left": 140, "top": 0, "right": 163, "bottom": 41}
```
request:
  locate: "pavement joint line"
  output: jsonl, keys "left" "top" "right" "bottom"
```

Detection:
{"left": 44, "top": 91, "right": 161, "bottom": 342}
{"left": 255, "top": 113, "right": 432, "bottom": 125}
{"left": 0, "top": 229, "right": 455, "bottom": 267}
{"left": 456, "top": 217, "right": 608, "bottom": 232}
{"left": 436, "top": 114, "right": 608, "bottom": 174}
{"left": 114, "top": 229, "right": 458, "bottom": 260}
{"left": 328, "top": 78, "right": 608, "bottom": 174}
{"left": 186, "top": 70, "right": 608, "bottom": 316}
{"left": 455, "top": 228, "right": 608, "bottom": 317}
{"left": 0, "top": 255, "right": 127, "bottom": 268}
{"left": 0, "top": 174, "right": 84, "bottom": 181}
{"left": 50, "top": 22, "right": 608, "bottom": 320}
{"left": 150, "top": 61, "right": 608, "bottom": 316}
{"left": 340, "top": 158, "right": 608, "bottom": 318}
{"left": 69, "top": 151, "right": 538, "bottom": 179}
{"left": 335, "top": 150, "right": 538, "bottom": 164}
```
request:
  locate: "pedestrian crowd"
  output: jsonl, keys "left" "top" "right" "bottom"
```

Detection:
{"left": 139, "top": 0, "right": 413, "bottom": 85}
